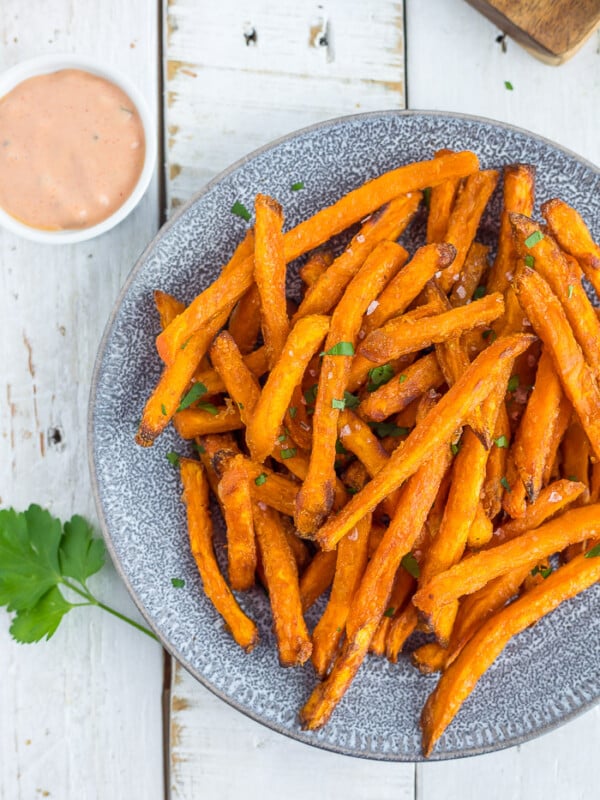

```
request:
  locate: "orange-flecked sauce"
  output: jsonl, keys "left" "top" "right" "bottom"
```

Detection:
{"left": 0, "top": 69, "right": 145, "bottom": 230}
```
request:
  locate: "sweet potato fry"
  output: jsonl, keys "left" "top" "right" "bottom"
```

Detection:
{"left": 358, "top": 293, "right": 504, "bottom": 366}
{"left": 300, "top": 250, "right": 334, "bottom": 287}
{"left": 437, "top": 170, "right": 499, "bottom": 292}
{"left": 511, "top": 213, "right": 600, "bottom": 376}
{"left": 300, "top": 443, "right": 451, "bottom": 729}
{"left": 316, "top": 333, "right": 534, "bottom": 551}
{"left": 179, "top": 457, "right": 258, "bottom": 651}
{"left": 426, "top": 149, "right": 462, "bottom": 244}
{"left": 252, "top": 503, "right": 312, "bottom": 666}
{"left": 444, "top": 565, "right": 531, "bottom": 668}
{"left": 361, "top": 243, "right": 455, "bottom": 334}
{"left": 502, "top": 348, "right": 563, "bottom": 515}
{"left": 421, "top": 547, "right": 600, "bottom": 756}
{"left": 487, "top": 164, "right": 535, "bottom": 295}
{"left": 300, "top": 549, "right": 337, "bottom": 612}
{"left": 386, "top": 603, "right": 419, "bottom": 662}
{"left": 369, "top": 567, "right": 415, "bottom": 656}
{"left": 481, "top": 402, "right": 510, "bottom": 519}
{"left": 254, "top": 194, "right": 289, "bottom": 367}
{"left": 541, "top": 394, "right": 572, "bottom": 486}
{"left": 209, "top": 331, "right": 261, "bottom": 423}
{"left": 136, "top": 305, "right": 231, "bottom": 447}
{"left": 358, "top": 353, "right": 444, "bottom": 422}
{"left": 513, "top": 266, "right": 600, "bottom": 460}
{"left": 561, "top": 419, "right": 590, "bottom": 502}
{"left": 193, "top": 346, "right": 269, "bottom": 397}
{"left": 154, "top": 290, "right": 185, "bottom": 328}
{"left": 413, "top": 504, "right": 600, "bottom": 623}
{"left": 228, "top": 282, "right": 261, "bottom": 355}
{"left": 412, "top": 642, "right": 448, "bottom": 674}
{"left": 311, "top": 510, "right": 371, "bottom": 678}
{"left": 295, "top": 201, "right": 417, "bottom": 320}
{"left": 157, "top": 154, "right": 479, "bottom": 362}
{"left": 173, "top": 404, "right": 243, "bottom": 439}
{"left": 295, "top": 241, "right": 405, "bottom": 535}
{"left": 466, "top": 503, "right": 494, "bottom": 549}
{"left": 542, "top": 197, "right": 600, "bottom": 299}
{"left": 217, "top": 455, "right": 257, "bottom": 591}
{"left": 449, "top": 243, "right": 489, "bottom": 307}
{"left": 246, "top": 314, "right": 330, "bottom": 462}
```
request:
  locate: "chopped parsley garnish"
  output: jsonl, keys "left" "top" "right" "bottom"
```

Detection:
{"left": 332, "top": 398, "right": 346, "bottom": 410}
{"left": 500, "top": 476, "right": 511, "bottom": 492}
{"left": 401, "top": 552, "right": 420, "bottom": 579}
{"left": 369, "top": 422, "right": 410, "bottom": 438}
{"left": 335, "top": 439, "right": 349, "bottom": 455}
{"left": 166, "top": 451, "right": 180, "bottom": 467}
{"left": 423, "top": 187, "right": 432, "bottom": 209}
{"left": 450, "top": 441, "right": 461, "bottom": 456}
{"left": 568, "top": 284, "right": 574, "bottom": 299}
{"left": 161, "top": 404, "right": 167, "bottom": 416}
{"left": 288, "top": 406, "right": 297, "bottom": 418}
{"left": 177, "top": 382, "right": 208, "bottom": 411}
{"left": 237, "top": 401, "right": 244, "bottom": 409}
{"left": 383, "top": 606, "right": 396, "bottom": 618}
{"left": 367, "top": 364, "right": 394, "bottom": 392}
{"left": 231, "top": 200, "right": 251, "bottom": 221}
{"left": 304, "top": 384, "right": 318, "bottom": 405}
{"left": 585, "top": 543, "right": 600, "bottom": 559}
{"left": 254, "top": 473, "right": 267, "bottom": 486}
{"left": 180, "top": 339, "right": 190, "bottom": 350}
{"left": 524, "top": 231, "right": 543, "bottom": 249}
{"left": 320, "top": 341, "right": 355, "bottom": 357}
{"left": 567, "top": 475, "right": 579, "bottom": 482}
{"left": 193, "top": 442, "right": 206, "bottom": 454}
{"left": 507, "top": 375, "right": 519, "bottom": 393}
{"left": 277, "top": 433, "right": 287, "bottom": 442}
{"left": 399, "top": 374, "right": 408, "bottom": 383}
{"left": 494, "top": 435, "right": 509, "bottom": 448}
{"left": 504, "top": 80, "right": 514, "bottom": 91}
{"left": 198, "top": 402, "right": 219, "bottom": 416}
{"left": 171, "top": 577, "right": 185, "bottom": 588}
{"left": 345, "top": 485, "right": 359, "bottom": 495}
{"left": 524, "top": 255, "right": 535, "bottom": 268}
{"left": 280, "top": 448, "right": 296, "bottom": 460}
{"left": 291, "top": 181, "right": 305, "bottom": 191}
{"left": 343, "top": 391, "right": 360, "bottom": 409}
{"left": 482, "top": 329, "right": 497, "bottom": 342}
{"left": 530, "top": 565, "right": 551, "bottom": 579}
{"left": 473, "top": 285, "right": 487, "bottom": 300}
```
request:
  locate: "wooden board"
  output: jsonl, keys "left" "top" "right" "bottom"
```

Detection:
{"left": 0, "top": 3, "right": 165, "bottom": 799}
{"left": 466, "top": 0, "right": 600, "bottom": 63}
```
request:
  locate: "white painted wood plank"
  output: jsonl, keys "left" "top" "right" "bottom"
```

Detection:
{"left": 165, "top": 0, "right": 406, "bottom": 209}
{"left": 405, "top": 0, "right": 600, "bottom": 796}
{"left": 0, "top": 3, "right": 164, "bottom": 799}
{"left": 170, "top": 668, "right": 415, "bottom": 800}
{"left": 164, "top": 2, "right": 413, "bottom": 796}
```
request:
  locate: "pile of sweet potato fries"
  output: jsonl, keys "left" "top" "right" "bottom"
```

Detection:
{"left": 135, "top": 150, "right": 600, "bottom": 756}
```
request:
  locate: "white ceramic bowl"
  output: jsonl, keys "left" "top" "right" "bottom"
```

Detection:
{"left": 0, "top": 54, "right": 157, "bottom": 244}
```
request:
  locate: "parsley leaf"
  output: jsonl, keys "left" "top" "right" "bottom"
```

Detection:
{"left": 343, "top": 391, "right": 360, "bottom": 409}
{"left": 0, "top": 505, "right": 156, "bottom": 644}
{"left": 524, "top": 231, "right": 543, "bottom": 249}
{"left": 399, "top": 374, "right": 408, "bottom": 383}
{"left": 401, "top": 552, "right": 420, "bottom": 579}
{"left": 304, "top": 384, "right": 318, "bottom": 405}
{"left": 482, "top": 329, "right": 497, "bottom": 342}
{"left": 531, "top": 565, "right": 552, "bottom": 579}
{"left": 171, "top": 578, "right": 185, "bottom": 588}
{"left": 177, "top": 382, "right": 208, "bottom": 412}
{"left": 288, "top": 406, "right": 297, "bottom": 418}
{"left": 280, "top": 448, "right": 296, "bottom": 460}
{"left": 255, "top": 473, "right": 268, "bottom": 486}
{"left": 383, "top": 606, "right": 396, "bottom": 618}
{"left": 473, "top": 285, "right": 486, "bottom": 300}
{"left": 369, "top": 422, "right": 410, "bottom": 438}
{"left": 423, "top": 187, "right": 432, "bottom": 209}
{"left": 524, "top": 255, "right": 535, "bottom": 268}
{"left": 335, "top": 439, "right": 349, "bottom": 455}
{"left": 332, "top": 398, "right": 346, "bottom": 410}
{"left": 504, "top": 80, "right": 514, "bottom": 91}
{"left": 367, "top": 364, "right": 394, "bottom": 392}
{"left": 507, "top": 375, "right": 519, "bottom": 393}
{"left": 500, "top": 476, "right": 511, "bottom": 492}
{"left": 161, "top": 403, "right": 167, "bottom": 416}
{"left": 193, "top": 442, "right": 206, "bottom": 455}
{"left": 585, "top": 543, "right": 600, "bottom": 559}
{"left": 568, "top": 284, "right": 574, "bottom": 299}
{"left": 198, "top": 402, "right": 219, "bottom": 416}
{"left": 231, "top": 201, "right": 251, "bottom": 221}
{"left": 494, "top": 435, "right": 509, "bottom": 448}
{"left": 320, "top": 341, "right": 355, "bottom": 357}
{"left": 291, "top": 181, "right": 305, "bottom": 191}
{"left": 166, "top": 451, "right": 180, "bottom": 468}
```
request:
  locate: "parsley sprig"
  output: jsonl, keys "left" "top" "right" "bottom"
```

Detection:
{"left": 0, "top": 505, "right": 157, "bottom": 643}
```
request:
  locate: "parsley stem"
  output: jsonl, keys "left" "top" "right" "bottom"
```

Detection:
{"left": 61, "top": 580, "right": 158, "bottom": 641}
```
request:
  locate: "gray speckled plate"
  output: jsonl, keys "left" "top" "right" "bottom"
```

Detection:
{"left": 89, "top": 111, "right": 600, "bottom": 761}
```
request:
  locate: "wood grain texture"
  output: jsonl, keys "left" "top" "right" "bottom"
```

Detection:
{"left": 0, "top": 2, "right": 164, "bottom": 799}
{"left": 164, "top": 0, "right": 406, "bottom": 210}
{"left": 466, "top": 0, "right": 600, "bottom": 61}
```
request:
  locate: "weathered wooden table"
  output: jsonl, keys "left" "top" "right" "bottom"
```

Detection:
{"left": 2, "top": 2, "right": 599, "bottom": 797}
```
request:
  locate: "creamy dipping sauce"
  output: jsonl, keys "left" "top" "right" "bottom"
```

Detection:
{"left": 0, "top": 68, "right": 145, "bottom": 230}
